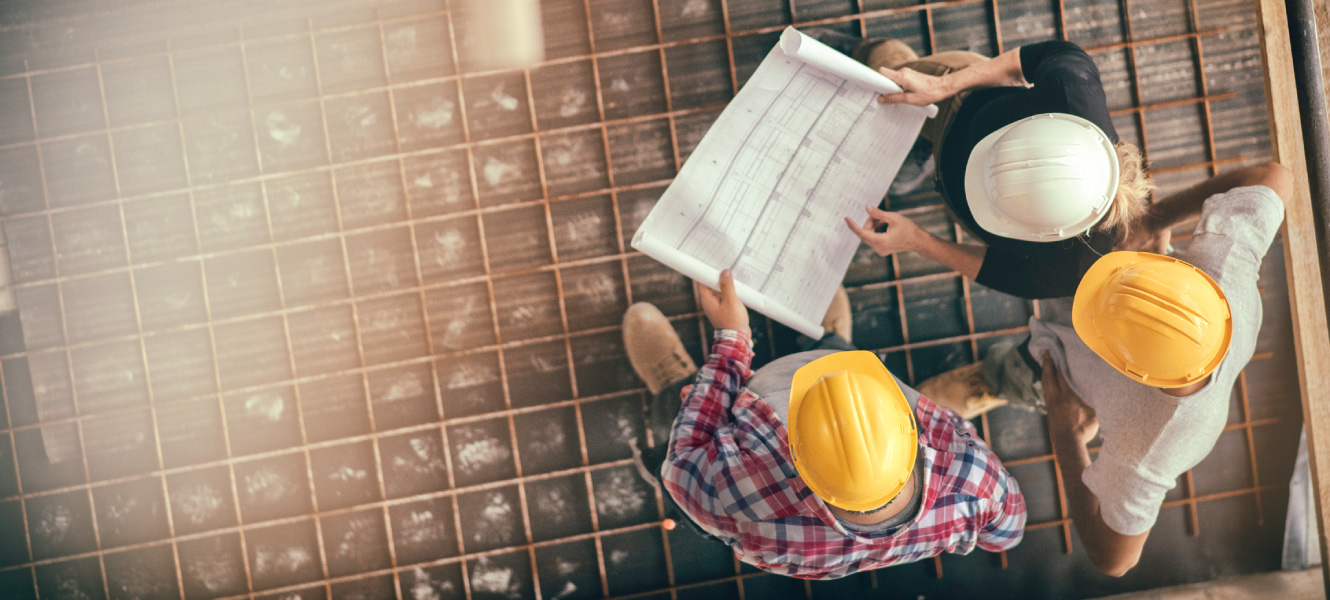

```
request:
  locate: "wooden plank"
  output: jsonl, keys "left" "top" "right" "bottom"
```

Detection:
{"left": 1318, "top": 0, "right": 1330, "bottom": 93}
{"left": 1254, "top": 0, "right": 1330, "bottom": 588}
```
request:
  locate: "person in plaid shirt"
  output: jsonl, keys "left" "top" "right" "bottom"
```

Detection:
{"left": 624, "top": 270, "right": 1026, "bottom": 580}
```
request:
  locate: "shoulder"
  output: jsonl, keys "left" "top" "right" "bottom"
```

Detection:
{"left": 1020, "top": 40, "right": 1099, "bottom": 78}
{"left": 1197, "top": 185, "right": 1285, "bottom": 232}
{"left": 916, "top": 399, "right": 1008, "bottom": 495}
{"left": 1188, "top": 185, "right": 1286, "bottom": 280}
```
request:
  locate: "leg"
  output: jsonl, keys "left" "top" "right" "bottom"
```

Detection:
{"left": 796, "top": 286, "right": 854, "bottom": 350}
{"left": 979, "top": 337, "right": 1045, "bottom": 412}
{"left": 917, "top": 334, "right": 1046, "bottom": 418}
{"left": 621, "top": 305, "right": 728, "bottom": 543}
{"left": 623, "top": 302, "right": 700, "bottom": 447}
{"left": 645, "top": 377, "right": 690, "bottom": 448}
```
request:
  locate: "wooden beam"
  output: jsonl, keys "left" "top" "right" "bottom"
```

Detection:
{"left": 1318, "top": 0, "right": 1330, "bottom": 91}
{"left": 1254, "top": 0, "right": 1330, "bottom": 587}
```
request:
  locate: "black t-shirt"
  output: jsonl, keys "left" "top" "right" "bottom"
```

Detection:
{"left": 939, "top": 41, "right": 1119, "bottom": 299}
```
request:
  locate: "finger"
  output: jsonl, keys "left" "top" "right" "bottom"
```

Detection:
{"left": 866, "top": 205, "right": 897, "bottom": 221}
{"left": 844, "top": 216, "right": 870, "bottom": 240}
{"left": 717, "top": 269, "right": 737, "bottom": 299}
{"left": 877, "top": 66, "right": 903, "bottom": 84}
{"left": 1040, "top": 351, "right": 1059, "bottom": 394}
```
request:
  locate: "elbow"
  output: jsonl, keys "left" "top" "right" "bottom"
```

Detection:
{"left": 1247, "top": 161, "right": 1295, "bottom": 200}
{"left": 1090, "top": 550, "right": 1140, "bottom": 578}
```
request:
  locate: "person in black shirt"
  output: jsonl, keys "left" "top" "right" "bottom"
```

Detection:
{"left": 831, "top": 38, "right": 1158, "bottom": 299}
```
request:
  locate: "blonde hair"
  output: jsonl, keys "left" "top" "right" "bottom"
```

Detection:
{"left": 1095, "top": 141, "right": 1154, "bottom": 238}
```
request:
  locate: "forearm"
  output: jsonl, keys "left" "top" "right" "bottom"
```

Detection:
{"left": 1051, "top": 436, "right": 1147, "bottom": 576}
{"left": 912, "top": 231, "right": 986, "bottom": 280}
{"left": 669, "top": 330, "right": 753, "bottom": 456}
{"left": 1145, "top": 162, "right": 1293, "bottom": 231}
{"left": 940, "top": 47, "right": 1026, "bottom": 94}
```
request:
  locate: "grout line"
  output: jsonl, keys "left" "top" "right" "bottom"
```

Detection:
{"left": 302, "top": 19, "right": 341, "bottom": 593}
{"left": 162, "top": 37, "right": 225, "bottom": 600}
{"left": 441, "top": 3, "right": 478, "bottom": 596}
{"left": 375, "top": 15, "right": 416, "bottom": 597}
{"left": 86, "top": 48, "right": 124, "bottom": 600}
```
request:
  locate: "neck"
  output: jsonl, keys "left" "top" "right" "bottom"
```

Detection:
{"left": 1160, "top": 374, "right": 1212, "bottom": 397}
{"left": 826, "top": 466, "right": 916, "bottom": 526}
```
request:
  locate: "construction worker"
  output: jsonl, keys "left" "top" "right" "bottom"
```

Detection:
{"left": 809, "top": 31, "right": 1154, "bottom": 299}
{"left": 921, "top": 162, "right": 1292, "bottom": 575}
{"left": 622, "top": 271, "right": 1026, "bottom": 579}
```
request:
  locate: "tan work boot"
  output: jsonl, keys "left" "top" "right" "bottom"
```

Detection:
{"left": 917, "top": 363, "right": 1008, "bottom": 419}
{"left": 623, "top": 303, "right": 697, "bottom": 396}
{"left": 823, "top": 287, "right": 852, "bottom": 344}
{"left": 862, "top": 39, "right": 920, "bottom": 70}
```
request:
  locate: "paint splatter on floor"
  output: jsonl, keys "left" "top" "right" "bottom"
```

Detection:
{"left": 595, "top": 468, "right": 646, "bottom": 520}
{"left": 245, "top": 392, "right": 285, "bottom": 422}
{"left": 266, "top": 111, "right": 302, "bottom": 145}
{"left": 470, "top": 557, "right": 524, "bottom": 600}
{"left": 34, "top": 503, "right": 73, "bottom": 544}
{"left": 175, "top": 484, "right": 225, "bottom": 526}
{"left": 452, "top": 427, "right": 512, "bottom": 477}
{"left": 473, "top": 491, "right": 518, "bottom": 547}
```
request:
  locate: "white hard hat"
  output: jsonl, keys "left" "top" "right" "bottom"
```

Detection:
{"left": 964, "top": 113, "right": 1119, "bottom": 242}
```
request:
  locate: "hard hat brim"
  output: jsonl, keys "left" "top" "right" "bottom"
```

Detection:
{"left": 1072, "top": 251, "right": 1233, "bottom": 388}
{"left": 788, "top": 351, "right": 917, "bottom": 512}
{"left": 964, "top": 113, "right": 1118, "bottom": 242}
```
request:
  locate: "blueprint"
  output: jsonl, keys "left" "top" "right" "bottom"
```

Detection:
{"left": 632, "top": 27, "right": 933, "bottom": 338}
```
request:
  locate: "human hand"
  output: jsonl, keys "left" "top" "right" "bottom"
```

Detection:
{"left": 696, "top": 269, "right": 751, "bottom": 337}
{"left": 876, "top": 66, "right": 955, "bottom": 105}
{"left": 844, "top": 206, "right": 926, "bottom": 256}
{"left": 1041, "top": 352, "right": 1098, "bottom": 448}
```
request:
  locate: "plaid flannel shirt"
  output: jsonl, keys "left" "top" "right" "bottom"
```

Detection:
{"left": 662, "top": 330, "right": 1026, "bottom": 579}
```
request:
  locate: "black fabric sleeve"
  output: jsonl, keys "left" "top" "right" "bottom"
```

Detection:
{"left": 1016, "top": 41, "right": 1118, "bottom": 142}
{"left": 974, "top": 243, "right": 1091, "bottom": 299}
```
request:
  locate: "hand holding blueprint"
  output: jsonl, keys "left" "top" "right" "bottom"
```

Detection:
{"left": 631, "top": 27, "right": 933, "bottom": 338}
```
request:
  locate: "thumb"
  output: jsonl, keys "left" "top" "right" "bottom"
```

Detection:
{"left": 718, "top": 269, "right": 736, "bottom": 297}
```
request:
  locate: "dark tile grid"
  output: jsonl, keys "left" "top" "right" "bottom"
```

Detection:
{"left": 0, "top": 0, "right": 1301, "bottom": 598}
{"left": 0, "top": 2, "right": 684, "bottom": 600}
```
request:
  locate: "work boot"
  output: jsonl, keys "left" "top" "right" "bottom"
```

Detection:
{"left": 623, "top": 303, "right": 697, "bottom": 396}
{"left": 803, "top": 28, "right": 862, "bottom": 57}
{"left": 916, "top": 363, "right": 1008, "bottom": 420}
{"left": 823, "top": 287, "right": 852, "bottom": 344}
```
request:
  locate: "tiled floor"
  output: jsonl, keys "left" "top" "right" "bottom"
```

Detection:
{"left": 0, "top": 0, "right": 1306, "bottom": 598}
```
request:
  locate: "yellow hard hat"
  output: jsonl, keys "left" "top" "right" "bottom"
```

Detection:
{"left": 788, "top": 351, "right": 917, "bottom": 512}
{"left": 1072, "top": 251, "right": 1232, "bottom": 388}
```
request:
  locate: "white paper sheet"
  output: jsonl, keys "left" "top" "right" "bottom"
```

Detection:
{"left": 631, "top": 27, "right": 932, "bottom": 338}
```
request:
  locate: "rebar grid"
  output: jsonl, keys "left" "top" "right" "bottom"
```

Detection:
{"left": 0, "top": 0, "right": 1295, "bottom": 598}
